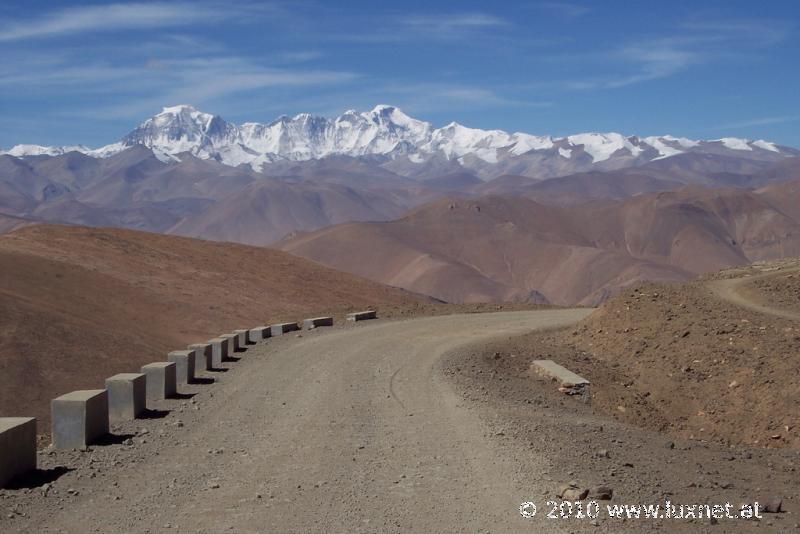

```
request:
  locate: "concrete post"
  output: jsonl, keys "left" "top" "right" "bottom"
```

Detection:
{"left": 188, "top": 343, "right": 212, "bottom": 371}
{"left": 220, "top": 333, "right": 240, "bottom": 353}
{"left": 168, "top": 350, "right": 195, "bottom": 386}
{"left": 51, "top": 390, "right": 109, "bottom": 450}
{"left": 141, "top": 362, "right": 177, "bottom": 403}
{"left": 234, "top": 329, "right": 251, "bottom": 346}
{"left": 303, "top": 316, "right": 334, "bottom": 329}
{"left": 270, "top": 322, "right": 299, "bottom": 336}
{"left": 0, "top": 418, "right": 36, "bottom": 487}
{"left": 346, "top": 310, "right": 377, "bottom": 322}
{"left": 247, "top": 326, "right": 268, "bottom": 343}
{"left": 105, "top": 373, "right": 146, "bottom": 423}
{"left": 207, "top": 338, "right": 227, "bottom": 367}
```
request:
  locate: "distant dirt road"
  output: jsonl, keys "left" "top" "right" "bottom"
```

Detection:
{"left": 23, "top": 309, "right": 591, "bottom": 533}
{"left": 707, "top": 271, "right": 800, "bottom": 320}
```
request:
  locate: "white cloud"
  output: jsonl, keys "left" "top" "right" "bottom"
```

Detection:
{"left": 0, "top": 52, "right": 358, "bottom": 119}
{"left": 535, "top": 2, "right": 591, "bottom": 18}
{"left": 0, "top": 2, "right": 273, "bottom": 41}
{"left": 557, "top": 16, "right": 790, "bottom": 91}
{"left": 605, "top": 41, "right": 700, "bottom": 88}
{"left": 714, "top": 115, "right": 800, "bottom": 130}
{"left": 401, "top": 13, "right": 508, "bottom": 34}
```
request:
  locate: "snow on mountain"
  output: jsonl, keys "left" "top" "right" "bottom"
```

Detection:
{"left": 4, "top": 144, "right": 90, "bottom": 157}
{"left": 752, "top": 140, "right": 779, "bottom": 153}
{"left": 566, "top": 133, "right": 643, "bottom": 163}
{"left": 716, "top": 137, "right": 753, "bottom": 151}
{"left": 1, "top": 105, "right": 794, "bottom": 175}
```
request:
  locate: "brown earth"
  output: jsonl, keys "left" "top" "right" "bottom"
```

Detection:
{"left": 0, "top": 224, "right": 437, "bottom": 432}
{"left": 469, "top": 260, "right": 800, "bottom": 451}
{"left": 279, "top": 183, "right": 800, "bottom": 306}
{"left": 711, "top": 259, "right": 800, "bottom": 317}
{"left": 442, "top": 316, "right": 799, "bottom": 532}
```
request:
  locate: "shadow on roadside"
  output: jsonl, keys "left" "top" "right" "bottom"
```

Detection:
{"left": 5, "top": 466, "right": 73, "bottom": 489}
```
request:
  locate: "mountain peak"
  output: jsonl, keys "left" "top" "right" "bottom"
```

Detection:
{"left": 371, "top": 104, "right": 398, "bottom": 114}
{"left": 159, "top": 104, "right": 201, "bottom": 115}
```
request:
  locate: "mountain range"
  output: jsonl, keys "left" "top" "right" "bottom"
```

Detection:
{"left": 3, "top": 105, "right": 796, "bottom": 180}
{"left": 2, "top": 105, "right": 800, "bottom": 305}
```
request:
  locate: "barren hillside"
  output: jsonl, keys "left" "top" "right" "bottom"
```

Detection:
{"left": 0, "top": 224, "right": 427, "bottom": 430}
{"left": 476, "top": 260, "right": 800, "bottom": 450}
{"left": 280, "top": 184, "right": 800, "bottom": 305}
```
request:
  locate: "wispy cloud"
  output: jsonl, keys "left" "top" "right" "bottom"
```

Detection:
{"left": 605, "top": 40, "right": 700, "bottom": 88}
{"left": 325, "top": 11, "right": 512, "bottom": 43}
{"left": 559, "top": 17, "right": 791, "bottom": 90}
{"left": 0, "top": 51, "right": 358, "bottom": 119}
{"left": 714, "top": 115, "right": 800, "bottom": 130}
{"left": 400, "top": 13, "right": 508, "bottom": 34}
{"left": 535, "top": 2, "right": 591, "bottom": 18}
{"left": 0, "top": 2, "right": 273, "bottom": 41}
{"left": 680, "top": 19, "right": 791, "bottom": 47}
{"left": 254, "top": 82, "right": 552, "bottom": 122}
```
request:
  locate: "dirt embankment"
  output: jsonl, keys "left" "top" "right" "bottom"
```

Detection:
{"left": 0, "top": 224, "right": 435, "bottom": 433}
{"left": 473, "top": 269, "right": 800, "bottom": 450}
{"left": 750, "top": 272, "right": 800, "bottom": 314}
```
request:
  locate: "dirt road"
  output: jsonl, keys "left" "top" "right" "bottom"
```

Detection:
{"left": 14, "top": 309, "right": 590, "bottom": 533}
{"left": 707, "top": 270, "right": 800, "bottom": 321}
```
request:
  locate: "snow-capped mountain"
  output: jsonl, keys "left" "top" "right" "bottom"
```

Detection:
{"left": 2, "top": 104, "right": 795, "bottom": 179}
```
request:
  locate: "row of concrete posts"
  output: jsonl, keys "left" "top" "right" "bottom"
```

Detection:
{"left": 0, "top": 311, "right": 376, "bottom": 487}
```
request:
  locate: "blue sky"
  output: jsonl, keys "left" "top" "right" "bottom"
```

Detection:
{"left": 0, "top": 0, "right": 798, "bottom": 148}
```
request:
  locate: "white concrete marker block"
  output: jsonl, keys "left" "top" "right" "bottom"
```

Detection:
{"left": 188, "top": 343, "right": 212, "bottom": 371}
{"left": 233, "top": 329, "right": 250, "bottom": 346}
{"left": 531, "top": 360, "right": 590, "bottom": 386}
{"left": 270, "top": 322, "right": 299, "bottom": 336}
{"left": 168, "top": 350, "right": 195, "bottom": 386}
{"left": 105, "top": 373, "right": 146, "bottom": 423}
{"left": 207, "top": 338, "right": 227, "bottom": 367}
{"left": 51, "top": 390, "right": 109, "bottom": 450}
{"left": 141, "top": 362, "right": 177, "bottom": 402}
{"left": 247, "top": 326, "right": 269, "bottom": 343}
{"left": 303, "top": 316, "right": 333, "bottom": 329}
{"left": 0, "top": 417, "right": 36, "bottom": 487}
{"left": 220, "top": 333, "right": 240, "bottom": 353}
{"left": 346, "top": 310, "right": 377, "bottom": 322}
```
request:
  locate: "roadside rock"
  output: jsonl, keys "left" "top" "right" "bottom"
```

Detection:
{"left": 557, "top": 482, "right": 589, "bottom": 500}
{"left": 586, "top": 485, "right": 613, "bottom": 500}
{"left": 761, "top": 498, "right": 783, "bottom": 513}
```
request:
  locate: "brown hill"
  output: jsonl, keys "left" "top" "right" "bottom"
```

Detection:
{"left": 757, "top": 176, "right": 800, "bottom": 221}
{"left": 0, "top": 224, "right": 426, "bottom": 431}
{"left": 168, "top": 179, "right": 414, "bottom": 246}
{"left": 523, "top": 170, "right": 681, "bottom": 204}
{"left": 279, "top": 186, "right": 800, "bottom": 305}
{"left": 0, "top": 212, "right": 36, "bottom": 234}
{"left": 559, "top": 263, "right": 800, "bottom": 449}
{"left": 0, "top": 148, "right": 438, "bottom": 244}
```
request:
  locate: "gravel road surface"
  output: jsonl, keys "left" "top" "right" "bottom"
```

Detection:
{"left": 12, "top": 309, "right": 590, "bottom": 533}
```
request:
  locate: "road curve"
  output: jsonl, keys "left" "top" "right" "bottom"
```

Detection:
{"left": 707, "top": 272, "right": 800, "bottom": 321}
{"left": 29, "top": 309, "right": 591, "bottom": 533}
